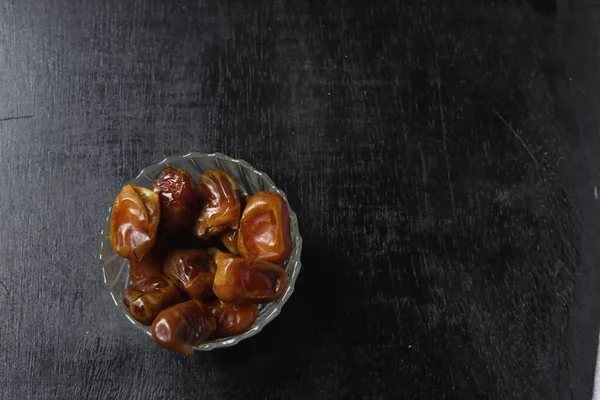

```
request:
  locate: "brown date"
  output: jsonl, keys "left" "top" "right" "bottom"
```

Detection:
{"left": 218, "top": 196, "right": 247, "bottom": 254}
{"left": 128, "top": 248, "right": 163, "bottom": 282}
{"left": 123, "top": 276, "right": 182, "bottom": 325}
{"left": 205, "top": 300, "right": 258, "bottom": 339}
{"left": 219, "top": 228, "right": 239, "bottom": 255}
{"left": 151, "top": 300, "right": 217, "bottom": 355}
{"left": 110, "top": 184, "right": 160, "bottom": 260}
{"left": 193, "top": 169, "right": 241, "bottom": 239}
{"left": 153, "top": 166, "right": 200, "bottom": 231}
{"left": 163, "top": 249, "right": 216, "bottom": 300}
{"left": 237, "top": 191, "right": 292, "bottom": 264}
{"left": 211, "top": 249, "right": 288, "bottom": 304}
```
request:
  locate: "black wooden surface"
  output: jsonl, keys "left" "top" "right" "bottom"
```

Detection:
{"left": 1, "top": 0, "right": 599, "bottom": 399}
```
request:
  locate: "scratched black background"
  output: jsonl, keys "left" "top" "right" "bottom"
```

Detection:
{"left": 0, "top": 0, "right": 599, "bottom": 399}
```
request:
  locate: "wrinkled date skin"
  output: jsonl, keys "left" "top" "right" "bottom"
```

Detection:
{"left": 110, "top": 184, "right": 160, "bottom": 260}
{"left": 211, "top": 249, "right": 288, "bottom": 304}
{"left": 217, "top": 196, "right": 247, "bottom": 254}
{"left": 163, "top": 249, "right": 216, "bottom": 299}
{"left": 237, "top": 191, "right": 292, "bottom": 264}
{"left": 124, "top": 276, "right": 182, "bottom": 325}
{"left": 151, "top": 300, "right": 217, "bottom": 355}
{"left": 219, "top": 229, "right": 240, "bottom": 255}
{"left": 205, "top": 300, "right": 258, "bottom": 339}
{"left": 153, "top": 167, "right": 200, "bottom": 231}
{"left": 194, "top": 169, "right": 241, "bottom": 239}
{"left": 129, "top": 249, "right": 163, "bottom": 282}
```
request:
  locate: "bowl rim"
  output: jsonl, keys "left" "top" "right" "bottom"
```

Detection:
{"left": 99, "top": 151, "right": 303, "bottom": 351}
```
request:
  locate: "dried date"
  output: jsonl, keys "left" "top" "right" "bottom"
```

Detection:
{"left": 151, "top": 300, "right": 216, "bottom": 355}
{"left": 153, "top": 167, "right": 200, "bottom": 230}
{"left": 163, "top": 249, "right": 216, "bottom": 300}
{"left": 211, "top": 249, "right": 287, "bottom": 304}
{"left": 110, "top": 184, "right": 160, "bottom": 260}
{"left": 124, "top": 276, "right": 182, "bottom": 325}
{"left": 237, "top": 191, "right": 292, "bottom": 264}
{"left": 193, "top": 169, "right": 241, "bottom": 239}
{"left": 205, "top": 300, "right": 258, "bottom": 339}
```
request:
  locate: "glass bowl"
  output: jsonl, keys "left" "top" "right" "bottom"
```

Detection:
{"left": 99, "top": 152, "right": 302, "bottom": 351}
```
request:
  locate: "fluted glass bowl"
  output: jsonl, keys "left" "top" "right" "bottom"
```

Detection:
{"left": 100, "top": 152, "right": 302, "bottom": 351}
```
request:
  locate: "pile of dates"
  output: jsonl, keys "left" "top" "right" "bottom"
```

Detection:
{"left": 109, "top": 167, "right": 292, "bottom": 354}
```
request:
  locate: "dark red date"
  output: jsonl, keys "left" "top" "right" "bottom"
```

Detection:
{"left": 151, "top": 300, "right": 216, "bottom": 355}
{"left": 219, "top": 228, "right": 240, "bottom": 255}
{"left": 110, "top": 184, "right": 160, "bottom": 260}
{"left": 153, "top": 166, "right": 200, "bottom": 231}
{"left": 128, "top": 249, "right": 163, "bottom": 282}
{"left": 237, "top": 191, "right": 292, "bottom": 264}
{"left": 211, "top": 249, "right": 287, "bottom": 304}
{"left": 124, "top": 276, "right": 182, "bottom": 325}
{"left": 193, "top": 169, "right": 241, "bottom": 239}
{"left": 163, "top": 249, "right": 216, "bottom": 300}
{"left": 205, "top": 300, "right": 258, "bottom": 339}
